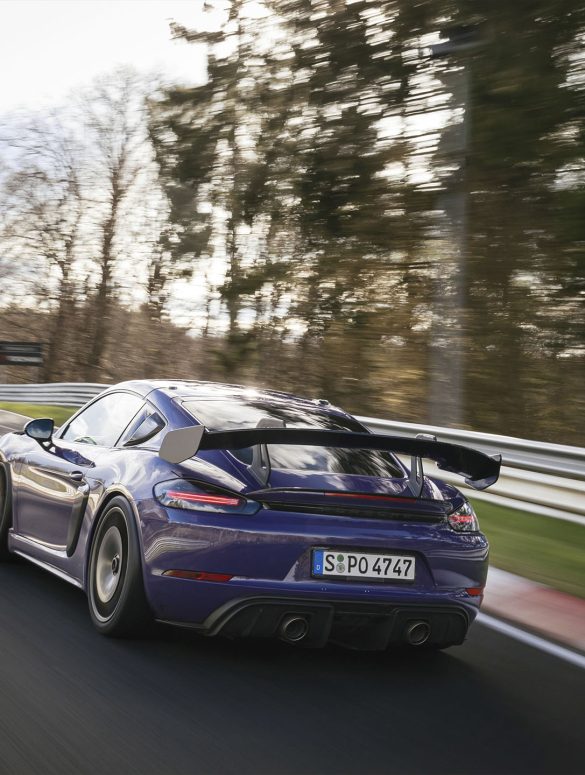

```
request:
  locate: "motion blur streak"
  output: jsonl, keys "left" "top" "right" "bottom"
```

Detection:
{"left": 1, "top": 3, "right": 584, "bottom": 446}
{"left": 0, "top": 561, "right": 583, "bottom": 775}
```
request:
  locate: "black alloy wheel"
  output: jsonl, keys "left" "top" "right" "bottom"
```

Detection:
{"left": 88, "top": 496, "right": 151, "bottom": 637}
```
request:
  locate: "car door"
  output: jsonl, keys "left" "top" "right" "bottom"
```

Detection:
{"left": 14, "top": 391, "right": 144, "bottom": 552}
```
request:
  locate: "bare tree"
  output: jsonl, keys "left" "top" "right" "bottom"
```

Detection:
{"left": 0, "top": 70, "right": 163, "bottom": 381}
{"left": 80, "top": 69, "right": 151, "bottom": 380}
{"left": 0, "top": 116, "right": 84, "bottom": 379}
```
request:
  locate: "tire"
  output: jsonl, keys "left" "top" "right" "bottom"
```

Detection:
{"left": 0, "top": 465, "right": 13, "bottom": 561}
{"left": 88, "top": 496, "right": 151, "bottom": 637}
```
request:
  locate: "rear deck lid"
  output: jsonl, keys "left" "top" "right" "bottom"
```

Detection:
{"left": 248, "top": 471, "right": 449, "bottom": 521}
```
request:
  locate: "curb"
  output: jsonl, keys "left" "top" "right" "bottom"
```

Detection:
{"left": 483, "top": 567, "right": 585, "bottom": 654}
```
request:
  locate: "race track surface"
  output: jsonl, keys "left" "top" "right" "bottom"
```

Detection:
{"left": 0, "top": 561, "right": 583, "bottom": 775}
{"left": 0, "top": 411, "right": 29, "bottom": 436}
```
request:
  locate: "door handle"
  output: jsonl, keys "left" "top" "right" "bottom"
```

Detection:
{"left": 69, "top": 471, "right": 85, "bottom": 482}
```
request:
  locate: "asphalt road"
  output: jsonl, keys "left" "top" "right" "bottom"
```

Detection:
{"left": 0, "top": 411, "right": 29, "bottom": 436}
{"left": 0, "top": 561, "right": 583, "bottom": 775}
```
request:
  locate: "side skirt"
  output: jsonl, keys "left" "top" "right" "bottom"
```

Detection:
{"left": 10, "top": 533, "right": 83, "bottom": 589}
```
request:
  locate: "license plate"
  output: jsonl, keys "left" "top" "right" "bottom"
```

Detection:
{"left": 312, "top": 549, "right": 415, "bottom": 581}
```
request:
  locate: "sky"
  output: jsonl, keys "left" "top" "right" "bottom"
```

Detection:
{"left": 0, "top": 0, "right": 207, "bottom": 114}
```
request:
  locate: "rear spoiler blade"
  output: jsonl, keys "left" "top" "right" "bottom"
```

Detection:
{"left": 160, "top": 427, "right": 501, "bottom": 490}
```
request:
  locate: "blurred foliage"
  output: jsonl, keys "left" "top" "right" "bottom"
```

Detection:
{"left": 0, "top": 305, "right": 213, "bottom": 384}
{"left": 1, "top": 1, "right": 584, "bottom": 445}
{"left": 148, "top": 0, "right": 585, "bottom": 443}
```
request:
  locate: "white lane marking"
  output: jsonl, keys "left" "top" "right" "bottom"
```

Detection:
{"left": 478, "top": 613, "right": 585, "bottom": 670}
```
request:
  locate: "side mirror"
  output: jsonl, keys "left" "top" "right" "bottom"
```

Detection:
{"left": 25, "top": 418, "right": 54, "bottom": 443}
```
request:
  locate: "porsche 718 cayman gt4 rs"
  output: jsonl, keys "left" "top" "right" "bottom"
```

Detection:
{"left": 0, "top": 381, "right": 500, "bottom": 650}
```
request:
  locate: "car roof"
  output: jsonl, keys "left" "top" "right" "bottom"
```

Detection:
{"left": 109, "top": 379, "right": 353, "bottom": 420}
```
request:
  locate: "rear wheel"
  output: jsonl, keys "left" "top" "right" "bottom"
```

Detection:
{"left": 88, "top": 497, "right": 151, "bottom": 637}
{"left": 0, "top": 465, "right": 13, "bottom": 561}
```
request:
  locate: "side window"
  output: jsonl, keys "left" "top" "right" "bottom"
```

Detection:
{"left": 61, "top": 393, "right": 144, "bottom": 447}
{"left": 121, "top": 407, "right": 165, "bottom": 447}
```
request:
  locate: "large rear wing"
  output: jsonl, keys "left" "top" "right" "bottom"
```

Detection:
{"left": 159, "top": 426, "right": 501, "bottom": 491}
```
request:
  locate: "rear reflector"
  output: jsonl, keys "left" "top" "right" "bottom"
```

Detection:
{"left": 465, "top": 587, "right": 484, "bottom": 597}
{"left": 163, "top": 570, "right": 233, "bottom": 582}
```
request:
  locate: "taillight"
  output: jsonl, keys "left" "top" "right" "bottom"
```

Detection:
{"left": 447, "top": 501, "right": 480, "bottom": 532}
{"left": 154, "top": 480, "right": 260, "bottom": 515}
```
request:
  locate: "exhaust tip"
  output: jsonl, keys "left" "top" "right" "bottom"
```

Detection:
{"left": 280, "top": 615, "right": 310, "bottom": 643}
{"left": 405, "top": 620, "right": 431, "bottom": 646}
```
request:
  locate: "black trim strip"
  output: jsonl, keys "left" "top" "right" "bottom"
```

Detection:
{"left": 261, "top": 502, "right": 444, "bottom": 521}
{"left": 66, "top": 485, "right": 90, "bottom": 557}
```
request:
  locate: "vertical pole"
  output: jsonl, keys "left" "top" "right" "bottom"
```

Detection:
{"left": 427, "top": 28, "right": 480, "bottom": 428}
{"left": 428, "top": 62, "right": 469, "bottom": 428}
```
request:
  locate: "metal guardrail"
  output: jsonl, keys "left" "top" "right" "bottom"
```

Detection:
{"left": 359, "top": 417, "right": 585, "bottom": 526}
{"left": 0, "top": 382, "right": 108, "bottom": 407}
{"left": 359, "top": 417, "right": 585, "bottom": 482}
{"left": 1, "top": 383, "right": 583, "bottom": 525}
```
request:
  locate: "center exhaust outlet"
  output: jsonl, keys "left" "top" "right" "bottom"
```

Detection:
{"left": 405, "top": 620, "right": 431, "bottom": 646}
{"left": 279, "top": 615, "right": 310, "bottom": 643}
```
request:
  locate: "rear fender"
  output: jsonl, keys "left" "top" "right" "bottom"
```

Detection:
{"left": 0, "top": 460, "right": 14, "bottom": 521}
{"left": 82, "top": 485, "right": 144, "bottom": 591}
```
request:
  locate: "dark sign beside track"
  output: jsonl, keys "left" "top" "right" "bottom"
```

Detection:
{"left": 0, "top": 342, "right": 43, "bottom": 366}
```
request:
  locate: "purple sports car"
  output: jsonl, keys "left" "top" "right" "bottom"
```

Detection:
{"left": 0, "top": 380, "right": 500, "bottom": 650}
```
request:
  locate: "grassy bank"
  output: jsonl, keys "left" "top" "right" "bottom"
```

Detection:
{"left": 0, "top": 402, "right": 76, "bottom": 427}
{"left": 473, "top": 500, "right": 585, "bottom": 600}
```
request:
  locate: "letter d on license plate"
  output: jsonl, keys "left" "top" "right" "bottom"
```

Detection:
{"left": 312, "top": 549, "right": 415, "bottom": 581}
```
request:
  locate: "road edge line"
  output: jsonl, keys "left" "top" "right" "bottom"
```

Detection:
{"left": 478, "top": 612, "right": 585, "bottom": 670}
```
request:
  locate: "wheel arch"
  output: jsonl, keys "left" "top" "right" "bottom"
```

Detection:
{"left": 0, "top": 459, "right": 14, "bottom": 521}
{"left": 0, "top": 457, "right": 16, "bottom": 560}
{"left": 83, "top": 486, "right": 145, "bottom": 592}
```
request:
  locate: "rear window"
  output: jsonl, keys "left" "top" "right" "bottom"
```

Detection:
{"left": 182, "top": 399, "right": 404, "bottom": 478}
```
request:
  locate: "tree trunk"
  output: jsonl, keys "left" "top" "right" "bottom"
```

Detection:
{"left": 85, "top": 192, "right": 120, "bottom": 381}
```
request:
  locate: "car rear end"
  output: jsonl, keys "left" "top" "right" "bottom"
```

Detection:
{"left": 139, "top": 389, "right": 489, "bottom": 649}
{"left": 138, "top": 386, "right": 488, "bottom": 649}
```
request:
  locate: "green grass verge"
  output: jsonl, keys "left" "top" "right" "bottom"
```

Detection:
{"left": 0, "top": 402, "right": 76, "bottom": 427}
{"left": 472, "top": 499, "right": 585, "bottom": 600}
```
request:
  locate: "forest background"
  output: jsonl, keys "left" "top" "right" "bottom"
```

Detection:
{"left": 1, "top": 0, "right": 583, "bottom": 445}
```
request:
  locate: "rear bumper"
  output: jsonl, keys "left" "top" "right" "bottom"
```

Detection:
{"left": 138, "top": 499, "right": 487, "bottom": 648}
{"left": 158, "top": 595, "right": 471, "bottom": 650}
